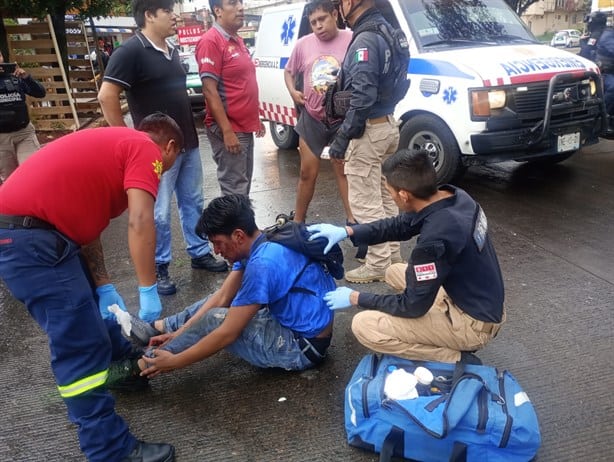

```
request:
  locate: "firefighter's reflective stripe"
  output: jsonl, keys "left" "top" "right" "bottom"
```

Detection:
{"left": 57, "top": 369, "right": 109, "bottom": 398}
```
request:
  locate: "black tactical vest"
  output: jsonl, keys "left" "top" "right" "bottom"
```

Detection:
{"left": 0, "top": 73, "right": 30, "bottom": 133}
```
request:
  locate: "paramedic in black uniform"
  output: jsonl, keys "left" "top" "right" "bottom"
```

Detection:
{"left": 308, "top": 149, "right": 505, "bottom": 364}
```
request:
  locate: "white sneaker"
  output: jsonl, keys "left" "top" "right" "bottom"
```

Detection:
{"left": 345, "top": 264, "right": 386, "bottom": 283}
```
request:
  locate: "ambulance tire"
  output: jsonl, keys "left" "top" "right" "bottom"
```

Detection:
{"left": 269, "top": 122, "right": 299, "bottom": 150}
{"left": 399, "top": 115, "right": 465, "bottom": 185}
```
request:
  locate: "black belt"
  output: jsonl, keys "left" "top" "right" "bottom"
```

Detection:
{"left": 295, "top": 333, "right": 331, "bottom": 365}
{"left": 0, "top": 214, "right": 55, "bottom": 230}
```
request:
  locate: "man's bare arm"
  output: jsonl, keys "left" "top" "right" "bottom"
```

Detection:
{"left": 126, "top": 188, "right": 157, "bottom": 287}
{"left": 284, "top": 68, "right": 305, "bottom": 106}
{"left": 80, "top": 238, "right": 110, "bottom": 287}
{"left": 98, "top": 81, "right": 127, "bottom": 127}
{"left": 141, "top": 302, "right": 260, "bottom": 376}
{"left": 169, "top": 269, "right": 243, "bottom": 336}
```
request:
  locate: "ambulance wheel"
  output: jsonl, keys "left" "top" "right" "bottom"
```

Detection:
{"left": 399, "top": 115, "right": 465, "bottom": 184}
{"left": 269, "top": 122, "right": 299, "bottom": 149}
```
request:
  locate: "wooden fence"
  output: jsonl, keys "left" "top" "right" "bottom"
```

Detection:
{"left": 6, "top": 16, "right": 102, "bottom": 131}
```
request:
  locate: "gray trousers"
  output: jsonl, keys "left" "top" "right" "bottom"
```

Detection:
{"left": 206, "top": 124, "right": 254, "bottom": 196}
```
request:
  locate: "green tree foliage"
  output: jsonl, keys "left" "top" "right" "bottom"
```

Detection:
{"left": 505, "top": 0, "right": 541, "bottom": 16}
{"left": 0, "top": 0, "right": 128, "bottom": 72}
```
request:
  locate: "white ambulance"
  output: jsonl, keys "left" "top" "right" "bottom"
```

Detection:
{"left": 254, "top": 0, "right": 607, "bottom": 184}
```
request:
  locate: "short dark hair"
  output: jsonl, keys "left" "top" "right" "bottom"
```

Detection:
{"left": 196, "top": 194, "right": 258, "bottom": 239}
{"left": 131, "top": 0, "right": 175, "bottom": 28}
{"left": 209, "top": 0, "right": 223, "bottom": 18}
{"left": 382, "top": 149, "right": 438, "bottom": 200}
{"left": 306, "top": 0, "right": 336, "bottom": 17}
{"left": 137, "top": 112, "right": 184, "bottom": 151}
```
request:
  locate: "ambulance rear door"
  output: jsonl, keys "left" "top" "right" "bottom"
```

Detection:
{"left": 254, "top": 2, "right": 309, "bottom": 149}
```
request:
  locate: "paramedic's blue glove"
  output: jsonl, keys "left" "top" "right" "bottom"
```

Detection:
{"left": 306, "top": 223, "right": 348, "bottom": 254}
{"left": 96, "top": 284, "right": 126, "bottom": 320}
{"left": 138, "top": 284, "right": 162, "bottom": 322}
{"left": 324, "top": 287, "right": 354, "bottom": 310}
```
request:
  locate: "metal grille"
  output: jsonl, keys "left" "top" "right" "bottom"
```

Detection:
{"left": 513, "top": 82, "right": 580, "bottom": 114}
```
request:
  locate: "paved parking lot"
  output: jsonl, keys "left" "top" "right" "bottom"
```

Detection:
{"left": 1, "top": 127, "right": 612, "bottom": 461}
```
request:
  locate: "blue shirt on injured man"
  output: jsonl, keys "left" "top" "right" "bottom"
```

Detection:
{"left": 231, "top": 235, "right": 335, "bottom": 338}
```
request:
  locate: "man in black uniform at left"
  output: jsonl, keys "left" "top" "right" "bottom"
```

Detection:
{"left": 0, "top": 51, "right": 46, "bottom": 183}
{"left": 308, "top": 149, "right": 505, "bottom": 364}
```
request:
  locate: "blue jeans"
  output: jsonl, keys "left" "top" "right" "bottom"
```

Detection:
{"left": 155, "top": 146, "right": 211, "bottom": 264}
{"left": 0, "top": 228, "right": 136, "bottom": 461}
{"left": 158, "top": 298, "right": 313, "bottom": 370}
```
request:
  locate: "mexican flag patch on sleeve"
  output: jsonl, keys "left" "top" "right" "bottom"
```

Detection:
{"left": 355, "top": 48, "right": 369, "bottom": 62}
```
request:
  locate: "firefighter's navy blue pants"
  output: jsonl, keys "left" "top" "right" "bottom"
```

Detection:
{"left": 0, "top": 228, "right": 137, "bottom": 461}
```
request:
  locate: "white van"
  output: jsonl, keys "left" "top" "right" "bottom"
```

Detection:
{"left": 254, "top": 0, "right": 606, "bottom": 183}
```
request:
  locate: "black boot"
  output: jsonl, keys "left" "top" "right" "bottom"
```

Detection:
{"left": 121, "top": 440, "right": 175, "bottom": 462}
{"left": 190, "top": 253, "right": 229, "bottom": 272}
{"left": 156, "top": 263, "right": 176, "bottom": 295}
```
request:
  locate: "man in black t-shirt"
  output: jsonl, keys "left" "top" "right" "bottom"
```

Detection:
{"left": 98, "top": 0, "right": 228, "bottom": 298}
{"left": 308, "top": 149, "right": 505, "bottom": 364}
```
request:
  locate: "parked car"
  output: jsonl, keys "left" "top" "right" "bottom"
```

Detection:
{"left": 180, "top": 52, "right": 205, "bottom": 112}
{"left": 550, "top": 29, "right": 581, "bottom": 48}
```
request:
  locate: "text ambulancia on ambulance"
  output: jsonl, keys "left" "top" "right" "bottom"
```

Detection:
{"left": 254, "top": 0, "right": 608, "bottom": 184}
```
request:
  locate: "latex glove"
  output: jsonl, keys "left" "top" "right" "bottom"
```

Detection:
{"left": 138, "top": 284, "right": 162, "bottom": 322}
{"left": 324, "top": 287, "right": 354, "bottom": 310}
{"left": 306, "top": 223, "right": 348, "bottom": 254}
{"left": 96, "top": 284, "right": 126, "bottom": 320}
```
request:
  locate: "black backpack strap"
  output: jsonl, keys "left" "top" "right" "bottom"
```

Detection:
{"left": 451, "top": 360, "right": 465, "bottom": 385}
{"left": 379, "top": 426, "right": 404, "bottom": 462}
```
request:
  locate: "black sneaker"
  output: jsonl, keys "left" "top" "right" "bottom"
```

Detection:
{"left": 191, "top": 253, "right": 228, "bottom": 272}
{"left": 128, "top": 314, "right": 162, "bottom": 347}
{"left": 121, "top": 440, "right": 175, "bottom": 462}
{"left": 106, "top": 358, "right": 149, "bottom": 392}
{"left": 156, "top": 263, "right": 176, "bottom": 295}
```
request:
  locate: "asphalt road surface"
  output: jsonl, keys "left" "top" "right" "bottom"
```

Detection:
{"left": 0, "top": 125, "right": 612, "bottom": 461}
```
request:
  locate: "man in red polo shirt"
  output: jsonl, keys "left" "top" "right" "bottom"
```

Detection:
{"left": 196, "top": 0, "right": 265, "bottom": 196}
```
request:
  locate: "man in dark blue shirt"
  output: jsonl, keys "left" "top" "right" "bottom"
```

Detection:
{"left": 308, "top": 149, "right": 505, "bottom": 364}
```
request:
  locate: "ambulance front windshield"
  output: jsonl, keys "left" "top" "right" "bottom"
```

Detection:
{"left": 399, "top": 0, "right": 539, "bottom": 51}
